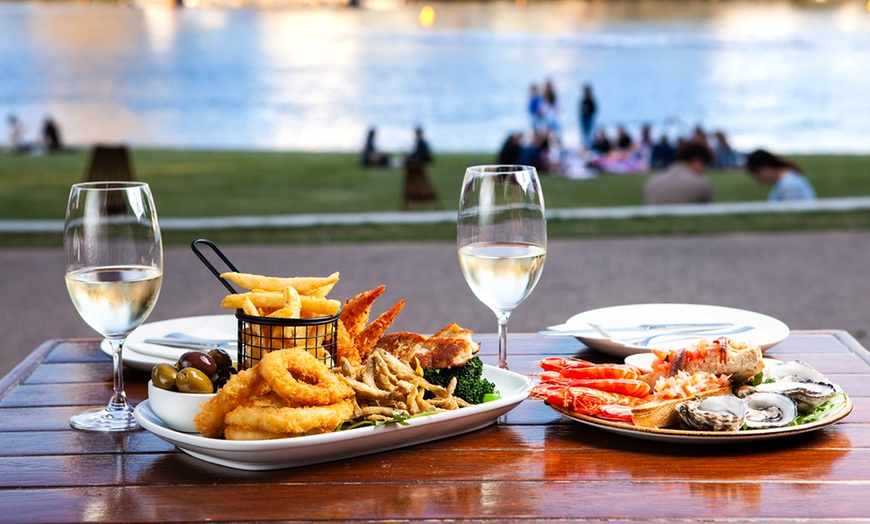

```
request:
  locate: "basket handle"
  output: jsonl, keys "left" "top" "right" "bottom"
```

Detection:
{"left": 190, "top": 238, "right": 242, "bottom": 294}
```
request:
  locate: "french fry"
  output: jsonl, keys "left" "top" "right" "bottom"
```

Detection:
{"left": 220, "top": 271, "right": 339, "bottom": 296}
{"left": 299, "top": 296, "right": 341, "bottom": 317}
{"left": 307, "top": 282, "right": 337, "bottom": 298}
{"left": 241, "top": 296, "right": 259, "bottom": 317}
{"left": 219, "top": 270, "right": 343, "bottom": 369}
{"left": 266, "top": 306, "right": 302, "bottom": 341}
{"left": 283, "top": 286, "right": 302, "bottom": 317}
{"left": 221, "top": 292, "right": 284, "bottom": 311}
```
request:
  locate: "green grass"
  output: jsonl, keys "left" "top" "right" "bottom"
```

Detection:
{"left": 0, "top": 148, "right": 868, "bottom": 246}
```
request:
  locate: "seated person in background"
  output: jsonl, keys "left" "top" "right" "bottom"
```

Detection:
{"left": 361, "top": 127, "right": 389, "bottom": 167}
{"left": 643, "top": 141, "right": 714, "bottom": 205}
{"left": 710, "top": 130, "right": 740, "bottom": 169}
{"left": 650, "top": 135, "right": 676, "bottom": 170}
{"left": 615, "top": 125, "right": 633, "bottom": 151}
{"left": 497, "top": 132, "right": 523, "bottom": 164}
{"left": 7, "top": 114, "right": 28, "bottom": 153}
{"left": 745, "top": 149, "right": 816, "bottom": 201}
{"left": 42, "top": 116, "right": 63, "bottom": 152}
{"left": 591, "top": 129, "right": 612, "bottom": 155}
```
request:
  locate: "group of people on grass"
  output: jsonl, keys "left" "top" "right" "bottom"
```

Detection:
{"left": 5, "top": 113, "right": 63, "bottom": 154}
{"left": 499, "top": 79, "right": 816, "bottom": 203}
{"left": 361, "top": 126, "right": 433, "bottom": 169}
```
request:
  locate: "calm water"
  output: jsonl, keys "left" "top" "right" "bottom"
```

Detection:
{"left": 1, "top": 0, "right": 869, "bottom": 154}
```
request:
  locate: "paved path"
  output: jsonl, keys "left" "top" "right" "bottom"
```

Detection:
{"left": 3, "top": 231, "right": 868, "bottom": 376}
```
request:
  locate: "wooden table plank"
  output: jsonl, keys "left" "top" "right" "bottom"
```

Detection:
{"left": 2, "top": 481, "right": 870, "bottom": 523}
{"left": 4, "top": 444, "right": 869, "bottom": 489}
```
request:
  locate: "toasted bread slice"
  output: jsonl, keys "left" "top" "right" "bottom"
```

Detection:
{"left": 644, "top": 337, "right": 763, "bottom": 386}
{"left": 631, "top": 385, "right": 731, "bottom": 428}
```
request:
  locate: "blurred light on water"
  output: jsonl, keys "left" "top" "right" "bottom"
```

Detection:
{"left": 0, "top": 0, "right": 868, "bottom": 154}
{"left": 419, "top": 5, "right": 435, "bottom": 28}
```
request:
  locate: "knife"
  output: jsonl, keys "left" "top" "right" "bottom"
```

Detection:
{"left": 144, "top": 337, "right": 237, "bottom": 351}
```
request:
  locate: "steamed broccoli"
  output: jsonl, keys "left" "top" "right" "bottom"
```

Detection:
{"left": 423, "top": 356, "right": 497, "bottom": 405}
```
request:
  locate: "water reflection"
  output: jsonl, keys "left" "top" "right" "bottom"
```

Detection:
{"left": 1, "top": 1, "right": 868, "bottom": 153}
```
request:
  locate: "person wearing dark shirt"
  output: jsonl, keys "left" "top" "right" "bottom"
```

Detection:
{"left": 361, "top": 127, "right": 388, "bottom": 167}
{"left": 615, "top": 125, "right": 633, "bottom": 150}
{"left": 578, "top": 83, "right": 596, "bottom": 149}
{"left": 591, "top": 129, "right": 611, "bottom": 155}
{"left": 42, "top": 117, "right": 63, "bottom": 152}
{"left": 497, "top": 132, "right": 523, "bottom": 164}
{"left": 650, "top": 135, "right": 676, "bottom": 170}
{"left": 408, "top": 126, "right": 433, "bottom": 165}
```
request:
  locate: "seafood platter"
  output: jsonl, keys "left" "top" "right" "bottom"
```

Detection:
{"left": 533, "top": 337, "right": 851, "bottom": 443}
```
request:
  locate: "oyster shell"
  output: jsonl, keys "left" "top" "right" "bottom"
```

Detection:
{"left": 677, "top": 395, "right": 747, "bottom": 431}
{"left": 743, "top": 392, "right": 798, "bottom": 428}
{"left": 763, "top": 360, "right": 832, "bottom": 385}
{"left": 755, "top": 380, "right": 836, "bottom": 412}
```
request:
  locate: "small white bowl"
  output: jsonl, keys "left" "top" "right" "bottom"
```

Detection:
{"left": 147, "top": 380, "right": 216, "bottom": 433}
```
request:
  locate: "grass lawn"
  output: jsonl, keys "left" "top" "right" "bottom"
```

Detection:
{"left": 0, "top": 148, "right": 868, "bottom": 245}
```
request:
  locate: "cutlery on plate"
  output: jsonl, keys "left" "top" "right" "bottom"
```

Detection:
{"left": 143, "top": 336, "right": 237, "bottom": 351}
{"left": 539, "top": 322, "right": 734, "bottom": 336}
{"left": 586, "top": 323, "right": 754, "bottom": 347}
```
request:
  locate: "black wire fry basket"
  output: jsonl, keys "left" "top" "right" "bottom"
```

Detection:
{"left": 191, "top": 238, "right": 340, "bottom": 370}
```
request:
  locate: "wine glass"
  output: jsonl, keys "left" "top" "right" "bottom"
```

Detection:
{"left": 64, "top": 182, "right": 163, "bottom": 431}
{"left": 458, "top": 165, "right": 546, "bottom": 369}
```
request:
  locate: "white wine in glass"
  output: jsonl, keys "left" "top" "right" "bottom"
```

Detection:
{"left": 64, "top": 182, "right": 163, "bottom": 431}
{"left": 458, "top": 165, "right": 546, "bottom": 369}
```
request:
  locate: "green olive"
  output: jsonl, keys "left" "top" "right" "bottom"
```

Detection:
{"left": 176, "top": 367, "right": 214, "bottom": 394}
{"left": 151, "top": 363, "right": 179, "bottom": 391}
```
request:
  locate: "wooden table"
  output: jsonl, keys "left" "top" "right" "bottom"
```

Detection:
{"left": 0, "top": 331, "right": 867, "bottom": 522}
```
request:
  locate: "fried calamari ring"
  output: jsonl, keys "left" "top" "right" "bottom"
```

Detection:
{"left": 193, "top": 367, "right": 270, "bottom": 438}
{"left": 225, "top": 398, "right": 355, "bottom": 435}
{"left": 223, "top": 425, "right": 293, "bottom": 441}
{"left": 259, "top": 347, "right": 353, "bottom": 406}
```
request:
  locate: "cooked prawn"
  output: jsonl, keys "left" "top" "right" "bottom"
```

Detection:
{"left": 560, "top": 365, "right": 640, "bottom": 381}
{"left": 538, "top": 357, "right": 597, "bottom": 372}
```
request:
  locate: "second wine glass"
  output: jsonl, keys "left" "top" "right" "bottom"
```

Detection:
{"left": 457, "top": 165, "right": 546, "bottom": 370}
{"left": 64, "top": 181, "right": 163, "bottom": 431}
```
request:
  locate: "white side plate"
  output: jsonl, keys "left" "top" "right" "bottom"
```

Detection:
{"left": 553, "top": 303, "right": 789, "bottom": 358}
{"left": 102, "top": 315, "right": 236, "bottom": 371}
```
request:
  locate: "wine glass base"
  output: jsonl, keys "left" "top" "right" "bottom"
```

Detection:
{"left": 70, "top": 405, "right": 139, "bottom": 432}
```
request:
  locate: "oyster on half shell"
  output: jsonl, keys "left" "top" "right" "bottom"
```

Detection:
{"left": 755, "top": 380, "right": 837, "bottom": 412}
{"left": 677, "top": 395, "right": 748, "bottom": 431}
{"left": 763, "top": 360, "right": 832, "bottom": 385}
{"left": 743, "top": 392, "right": 798, "bottom": 428}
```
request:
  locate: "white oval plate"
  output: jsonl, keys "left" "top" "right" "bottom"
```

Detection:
{"left": 553, "top": 303, "right": 789, "bottom": 358}
{"left": 134, "top": 365, "right": 532, "bottom": 470}
{"left": 102, "top": 315, "right": 236, "bottom": 372}
{"left": 548, "top": 394, "right": 851, "bottom": 444}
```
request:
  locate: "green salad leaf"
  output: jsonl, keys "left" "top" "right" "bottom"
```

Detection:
{"left": 335, "top": 410, "right": 437, "bottom": 432}
{"left": 791, "top": 392, "right": 847, "bottom": 426}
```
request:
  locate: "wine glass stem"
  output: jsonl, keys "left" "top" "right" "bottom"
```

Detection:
{"left": 106, "top": 338, "right": 130, "bottom": 410}
{"left": 496, "top": 311, "right": 511, "bottom": 370}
